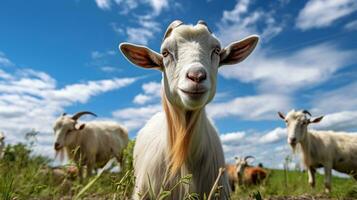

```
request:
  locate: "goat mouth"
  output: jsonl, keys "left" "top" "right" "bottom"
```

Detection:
{"left": 179, "top": 88, "right": 207, "bottom": 98}
{"left": 289, "top": 141, "right": 297, "bottom": 147}
{"left": 54, "top": 146, "right": 63, "bottom": 151}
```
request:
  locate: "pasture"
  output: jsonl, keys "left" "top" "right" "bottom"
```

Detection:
{"left": 1, "top": 137, "right": 356, "bottom": 200}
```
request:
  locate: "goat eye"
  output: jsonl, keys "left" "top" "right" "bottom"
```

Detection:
{"left": 162, "top": 50, "right": 169, "bottom": 57}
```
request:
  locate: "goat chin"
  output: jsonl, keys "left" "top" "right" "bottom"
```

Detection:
{"left": 290, "top": 143, "right": 301, "bottom": 154}
{"left": 55, "top": 149, "right": 66, "bottom": 161}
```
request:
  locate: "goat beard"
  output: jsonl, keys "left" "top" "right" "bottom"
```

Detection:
{"left": 162, "top": 90, "right": 202, "bottom": 179}
{"left": 289, "top": 143, "right": 301, "bottom": 154}
{"left": 55, "top": 148, "right": 66, "bottom": 161}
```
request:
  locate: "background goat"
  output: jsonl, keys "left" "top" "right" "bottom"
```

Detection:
{"left": 278, "top": 109, "right": 357, "bottom": 193}
{"left": 53, "top": 111, "right": 128, "bottom": 181}
{"left": 120, "top": 20, "right": 258, "bottom": 199}
{"left": 235, "top": 156, "right": 267, "bottom": 186}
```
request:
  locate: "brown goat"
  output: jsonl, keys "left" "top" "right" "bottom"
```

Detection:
{"left": 236, "top": 156, "right": 267, "bottom": 187}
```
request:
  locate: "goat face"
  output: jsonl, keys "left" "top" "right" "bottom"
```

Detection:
{"left": 278, "top": 110, "right": 323, "bottom": 148}
{"left": 53, "top": 115, "right": 78, "bottom": 151}
{"left": 120, "top": 20, "right": 259, "bottom": 110}
{"left": 235, "top": 157, "right": 248, "bottom": 177}
{"left": 53, "top": 111, "right": 96, "bottom": 151}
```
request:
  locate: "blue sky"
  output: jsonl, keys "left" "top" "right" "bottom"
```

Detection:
{"left": 0, "top": 0, "right": 357, "bottom": 168}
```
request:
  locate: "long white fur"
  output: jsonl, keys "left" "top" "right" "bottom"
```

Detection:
{"left": 133, "top": 25, "right": 228, "bottom": 199}
{"left": 133, "top": 111, "right": 228, "bottom": 199}
{"left": 53, "top": 116, "right": 129, "bottom": 180}
{"left": 283, "top": 110, "right": 357, "bottom": 192}
{"left": 121, "top": 22, "right": 259, "bottom": 199}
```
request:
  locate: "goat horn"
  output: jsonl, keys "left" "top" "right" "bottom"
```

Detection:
{"left": 244, "top": 155, "right": 254, "bottom": 161}
{"left": 197, "top": 20, "right": 212, "bottom": 33}
{"left": 72, "top": 111, "right": 97, "bottom": 121}
{"left": 163, "top": 20, "right": 183, "bottom": 41}
{"left": 302, "top": 110, "right": 312, "bottom": 116}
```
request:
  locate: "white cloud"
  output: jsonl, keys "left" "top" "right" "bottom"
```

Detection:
{"left": 124, "top": 16, "right": 161, "bottom": 45}
{"left": 0, "top": 66, "right": 136, "bottom": 158}
{"left": 0, "top": 52, "right": 14, "bottom": 67}
{"left": 218, "top": 0, "right": 284, "bottom": 45}
{"left": 311, "top": 81, "right": 357, "bottom": 114}
{"left": 95, "top": 0, "right": 112, "bottom": 10}
{"left": 95, "top": 0, "right": 169, "bottom": 15}
{"left": 112, "top": 104, "right": 161, "bottom": 131}
{"left": 133, "top": 81, "right": 161, "bottom": 104}
{"left": 219, "top": 43, "right": 356, "bottom": 94}
{"left": 126, "top": 27, "right": 156, "bottom": 45}
{"left": 147, "top": 0, "right": 168, "bottom": 15}
{"left": 307, "top": 81, "right": 357, "bottom": 131}
{"left": 208, "top": 94, "right": 291, "bottom": 120}
{"left": 314, "top": 111, "right": 357, "bottom": 131}
{"left": 220, "top": 128, "right": 292, "bottom": 167}
{"left": 296, "top": 0, "right": 357, "bottom": 30}
{"left": 91, "top": 50, "right": 116, "bottom": 59}
{"left": 259, "top": 127, "right": 286, "bottom": 144}
{"left": 100, "top": 66, "right": 122, "bottom": 73}
{"left": 220, "top": 131, "right": 246, "bottom": 145}
{"left": 345, "top": 20, "right": 357, "bottom": 31}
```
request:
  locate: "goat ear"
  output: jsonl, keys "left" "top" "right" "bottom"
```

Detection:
{"left": 78, "top": 124, "right": 86, "bottom": 130}
{"left": 310, "top": 116, "right": 323, "bottom": 124}
{"left": 119, "top": 43, "right": 163, "bottom": 70}
{"left": 219, "top": 35, "right": 259, "bottom": 66}
{"left": 278, "top": 112, "right": 285, "bottom": 120}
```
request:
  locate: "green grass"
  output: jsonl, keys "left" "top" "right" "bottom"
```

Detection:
{"left": 231, "top": 169, "right": 357, "bottom": 199}
{"left": 1, "top": 140, "right": 356, "bottom": 199}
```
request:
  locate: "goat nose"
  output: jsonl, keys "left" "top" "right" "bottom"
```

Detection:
{"left": 187, "top": 69, "right": 207, "bottom": 83}
{"left": 290, "top": 137, "right": 297, "bottom": 143}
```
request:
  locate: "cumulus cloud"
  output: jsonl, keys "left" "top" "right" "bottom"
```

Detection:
{"left": 219, "top": 43, "right": 356, "bottom": 94}
{"left": 0, "top": 66, "right": 136, "bottom": 158}
{"left": 133, "top": 81, "right": 161, "bottom": 104}
{"left": 112, "top": 104, "right": 161, "bottom": 131}
{"left": 259, "top": 127, "right": 286, "bottom": 144}
{"left": 220, "top": 131, "right": 246, "bottom": 145}
{"left": 208, "top": 94, "right": 291, "bottom": 120}
{"left": 220, "top": 128, "right": 292, "bottom": 167}
{"left": 296, "top": 0, "right": 357, "bottom": 30}
{"left": 311, "top": 81, "right": 357, "bottom": 114}
{"left": 95, "top": 0, "right": 112, "bottom": 10}
{"left": 218, "top": 0, "right": 284, "bottom": 45}
{"left": 314, "top": 111, "right": 357, "bottom": 131}
{"left": 98, "top": 0, "right": 168, "bottom": 15}
{"left": 124, "top": 15, "right": 162, "bottom": 45}
{"left": 307, "top": 81, "right": 357, "bottom": 131}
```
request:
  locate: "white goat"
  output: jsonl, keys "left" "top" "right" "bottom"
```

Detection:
{"left": 278, "top": 109, "right": 357, "bottom": 193}
{"left": 53, "top": 111, "right": 129, "bottom": 180}
{"left": 120, "top": 20, "right": 258, "bottom": 199}
{"left": 0, "top": 132, "right": 5, "bottom": 159}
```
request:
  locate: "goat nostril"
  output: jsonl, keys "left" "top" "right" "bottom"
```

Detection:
{"left": 54, "top": 142, "right": 60, "bottom": 149}
{"left": 187, "top": 71, "right": 207, "bottom": 83}
{"left": 290, "top": 138, "right": 297, "bottom": 143}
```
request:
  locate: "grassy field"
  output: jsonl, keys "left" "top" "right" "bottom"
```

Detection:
{"left": 1, "top": 140, "right": 356, "bottom": 200}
